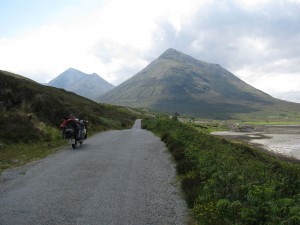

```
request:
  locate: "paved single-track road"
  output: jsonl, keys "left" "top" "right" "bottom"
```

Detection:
{"left": 0, "top": 120, "right": 188, "bottom": 225}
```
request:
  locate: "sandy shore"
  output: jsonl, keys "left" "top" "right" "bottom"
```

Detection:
{"left": 212, "top": 125, "right": 300, "bottom": 160}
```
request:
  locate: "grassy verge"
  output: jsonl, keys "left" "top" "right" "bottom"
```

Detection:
{"left": 142, "top": 117, "right": 300, "bottom": 225}
{"left": 0, "top": 140, "right": 66, "bottom": 173}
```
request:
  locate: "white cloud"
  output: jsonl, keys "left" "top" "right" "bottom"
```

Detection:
{"left": 1, "top": 0, "right": 208, "bottom": 84}
{"left": 273, "top": 91, "right": 300, "bottom": 103}
{"left": 0, "top": 24, "right": 100, "bottom": 82}
{"left": 235, "top": 67, "right": 300, "bottom": 93}
{"left": 235, "top": 0, "right": 273, "bottom": 9}
{"left": 0, "top": 0, "right": 300, "bottom": 102}
{"left": 288, "top": 0, "right": 300, "bottom": 3}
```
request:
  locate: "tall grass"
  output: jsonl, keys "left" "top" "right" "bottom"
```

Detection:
{"left": 142, "top": 117, "right": 300, "bottom": 225}
{"left": 0, "top": 141, "right": 66, "bottom": 173}
{"left": 0, "top": 124, "right": 66, "bottom": 173}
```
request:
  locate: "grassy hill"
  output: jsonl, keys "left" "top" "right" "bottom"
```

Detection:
{"left": 99, "top": 49, "right": 300, "bottom": 120}
{"left": 0, "top": 70, "right": 139, "bottom": 172}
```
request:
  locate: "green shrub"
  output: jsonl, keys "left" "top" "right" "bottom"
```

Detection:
{"left": 142, "top": 117, "right": 300, "bottom": 225}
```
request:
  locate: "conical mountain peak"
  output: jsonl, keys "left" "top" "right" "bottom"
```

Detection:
{"left": 158, "top": 48, "right": 210, "bottom": 67}
{"left": 159, "top": 48, "right": 180, "bottom": 58}
{"left": 48, "top": 68, "right": 114, "bottom": 100}
{"left": 159, "top": 48, "right": 191, "bottom": 61}
{"left": 99, "top": 49, "right": 285, "bottom": 119}
{"left": 66, "top": 67, "right": 78, "bottom": 72}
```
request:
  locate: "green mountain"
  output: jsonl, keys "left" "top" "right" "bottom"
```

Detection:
{"left": 0, "top": 70, "right": 136, "bottom": 144}
{"left": 98, "top": 48, "right": 300, "bottom": 119}
{"left": 48, "top": 68, "right": 114, "bottom": 101}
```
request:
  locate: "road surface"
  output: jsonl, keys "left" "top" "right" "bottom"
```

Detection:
{"left": 0, "top": 120, "right": 188, "bottom": 225}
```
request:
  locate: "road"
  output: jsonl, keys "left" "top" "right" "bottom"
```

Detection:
{"left": 0, "top": 120, "right": 188, "bottom": 225}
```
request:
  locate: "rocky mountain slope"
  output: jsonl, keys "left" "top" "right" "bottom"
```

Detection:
{"left": 99, "top": 48, "right": 300, "bottom": 119}
{"left": 48, "top": 68, "right": 114, "bottom": 101}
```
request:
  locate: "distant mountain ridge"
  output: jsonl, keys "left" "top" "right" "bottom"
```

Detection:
{"left": 99, "top": 48, "right": 300, "bottom": 119}
{"left": 48, "top": 68, "right": 114, "bottom": 100}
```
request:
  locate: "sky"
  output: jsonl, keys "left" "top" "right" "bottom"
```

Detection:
{"left": 1, "top": 0, "right": 300, "bottom": 102}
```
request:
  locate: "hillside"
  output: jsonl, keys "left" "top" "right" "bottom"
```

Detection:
{"left": 48, "top": 68, "right": 114, "bottom": 100}
{"left": 99, "top": 48, "right": 300, "bottom": 119}
{"left": 0, "top": 70, "right": 136, "bottom": 144}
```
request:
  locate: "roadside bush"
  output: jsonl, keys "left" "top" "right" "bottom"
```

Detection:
{"left": 173, "top": 147, "right": 185, "bottom": 161}
{"left": 0, "top": 113, "right": 43, "bottom": 143}
{"left": 181, "top": 176, "right": 202, "bottom": 207}
{"left": 142, "top": 117, "right": 300, "bottom": 225}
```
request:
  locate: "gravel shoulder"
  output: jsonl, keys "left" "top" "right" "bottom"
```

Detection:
{"left": 0, "top": 119, "right": 188, "bottom": 225}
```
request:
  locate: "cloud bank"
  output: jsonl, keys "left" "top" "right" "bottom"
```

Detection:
{"left": 0, "top": 0, "right": 300, "bottom": 101}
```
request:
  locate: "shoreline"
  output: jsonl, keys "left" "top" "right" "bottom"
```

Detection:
{"left": 212, "top": 128, "right": 300, "bottom": 163}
